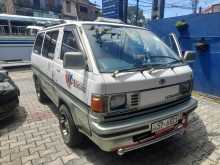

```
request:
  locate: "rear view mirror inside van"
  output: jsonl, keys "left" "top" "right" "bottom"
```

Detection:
{"left": 183, "top": 51, "right": 196, "bottom": 63}
{"left": 63, "top": 52, "right": 85, "bottom": 69}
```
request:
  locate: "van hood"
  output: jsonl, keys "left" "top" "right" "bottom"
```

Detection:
{"left": 102, "top": 65, "right": 192, "bottom": 94}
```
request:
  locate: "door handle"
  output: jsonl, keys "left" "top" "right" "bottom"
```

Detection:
{"left": 56, "top": 69, "right": 61, "bottom": 72}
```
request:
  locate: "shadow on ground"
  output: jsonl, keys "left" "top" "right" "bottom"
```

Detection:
{"left": 0, "top": 106, "right": 27, "bottom": 136}
{"left": 65, "top": 112, "right": 216, "bottom": 165}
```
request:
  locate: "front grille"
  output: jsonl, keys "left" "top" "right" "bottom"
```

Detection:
{"left": 130, "top": 94, "right": 140, "bottom": 107}
{"left": 104, "top": 96, "right": 190, "bottom": 122}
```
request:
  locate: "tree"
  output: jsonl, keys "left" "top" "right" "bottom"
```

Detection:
{"left": 127, "top": 5, "right": 145, "bottom": 26}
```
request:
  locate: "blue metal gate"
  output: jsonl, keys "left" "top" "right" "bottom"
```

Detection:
{"left": 148, "top": 13, "right": 220, "bottom": 97}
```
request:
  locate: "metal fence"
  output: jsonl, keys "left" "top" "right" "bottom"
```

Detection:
{"left": 0, "top": 25, "right": 30, "bottom": 36}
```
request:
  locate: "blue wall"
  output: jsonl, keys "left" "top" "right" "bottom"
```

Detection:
{"left": 148, "top": 13, "right": 220, "bottom": 97}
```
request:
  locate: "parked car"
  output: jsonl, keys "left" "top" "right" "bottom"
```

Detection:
{"left": 0, "top": 69, "right": 20, "bottom": 120}
{"left": 31, "top": 18, "right": 198, "bottom": 155}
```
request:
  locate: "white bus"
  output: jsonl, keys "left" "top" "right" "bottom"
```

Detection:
{"left": 0, "top": 14, "right": 63, "bottom": 62}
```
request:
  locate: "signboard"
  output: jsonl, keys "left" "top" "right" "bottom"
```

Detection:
{"left": 102, "top": 0, "right": 126, "bottom": 20}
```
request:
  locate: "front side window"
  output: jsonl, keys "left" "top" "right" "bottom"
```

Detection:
{"left": 33, "top": 32, "right": 44, "bottom": 55}
{"left": 83, "top": 24, "right": 182, "bottom": 73}
{"left": 60, "top": 30, "right": 80, "bottom": 60}
{"left": 42, "top": 30, "right": 59, "bottom": 59}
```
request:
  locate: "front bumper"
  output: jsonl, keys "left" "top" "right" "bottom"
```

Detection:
{"left": 89, "top": 98, "right": 197, "bottom": 152}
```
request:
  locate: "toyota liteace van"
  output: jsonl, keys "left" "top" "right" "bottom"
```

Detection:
{"left": 31, "top": 18, "right": 197, "bottom": 155}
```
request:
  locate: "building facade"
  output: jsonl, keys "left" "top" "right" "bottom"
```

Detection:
{"left": 62, "top": 0, "right": 78, "bottom": 19}
{"left": 62, "top": 0, "right": 99, "bottom": 20}
{"left": 3, "top": 0, "right": 99, "bottom": 20}
{"left": 202, "top": 4, "right": 220, "bottom": 14}
{"left": 102, "top": 0, "right": 127, "bottom": 22}
{"left": 77, "top": 0, "right": 100, "bottom": 21}
{"left": 4, "top": 0, "right": 62, "bottom": 18}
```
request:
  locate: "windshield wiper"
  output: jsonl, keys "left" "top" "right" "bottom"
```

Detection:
{"left": 150, "top": 56, "right": 184, "bottom": 69}
{"left": 112, "top": 68, "right": 139, "bottom": 77}
{"left": 150, "top": 55, "right": 183, "bottom": 62}
{"left": 111, "top": 57, "right": 184, "bottom": 78}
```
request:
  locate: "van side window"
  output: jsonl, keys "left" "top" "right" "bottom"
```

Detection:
{"left": 60, "top": 31, "right": 80, "bottom": 60}
{"left": 42, "top": 30, "right": 59, "bottom": 59}
{"left": 33, "top": 33, "right": 44, "bottom": 55}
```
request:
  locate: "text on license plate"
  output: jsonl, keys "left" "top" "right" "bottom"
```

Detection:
{"left": 151, "top": 115, "right": 179, "bottom": 133}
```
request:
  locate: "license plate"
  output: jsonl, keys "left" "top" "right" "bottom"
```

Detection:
{"left": 151, "top": 115, "right": 178, "bottom": 133}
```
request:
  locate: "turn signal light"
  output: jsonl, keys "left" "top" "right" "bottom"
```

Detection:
{"left": 91, "top": 95, "right": 105, "bottom": 113}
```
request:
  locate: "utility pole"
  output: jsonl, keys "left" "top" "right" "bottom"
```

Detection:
{"left": 151, "top": 0, "right": 165, "bottom": 20}
{"left": 192, "top": 0, "right": 199, "bottom": 14}
{"left": 136, "top": 0, "right": 139, "bottom": 25}
{"left": 123, "top": 0, "right": 128, "bottom": 23}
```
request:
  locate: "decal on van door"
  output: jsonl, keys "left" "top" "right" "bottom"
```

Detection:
{"left": 65, "top": 71, "right": 86, "bottom": 92}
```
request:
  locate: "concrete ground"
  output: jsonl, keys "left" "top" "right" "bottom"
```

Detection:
{"left": 1, "top": 69, "right": 220, "bottom": 165}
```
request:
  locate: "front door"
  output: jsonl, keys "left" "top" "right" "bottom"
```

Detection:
{"left": 53, "top": 25, "right": 91, "bottom": 135}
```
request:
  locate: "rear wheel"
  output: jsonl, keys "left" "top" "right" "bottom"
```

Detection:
{"left": 59, "top": 105, "right": 83, "bottom": 147}
{"left": 34, "top": 78, "right": 48, "bottom": 103}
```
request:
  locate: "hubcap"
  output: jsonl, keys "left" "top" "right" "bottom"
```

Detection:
{"left": 60, "top": 115, "right": 70, "bottom": 138}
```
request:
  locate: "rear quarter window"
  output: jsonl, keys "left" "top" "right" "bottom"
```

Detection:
{"left": 33, "top": 33, "right": 44, "bottom": 55}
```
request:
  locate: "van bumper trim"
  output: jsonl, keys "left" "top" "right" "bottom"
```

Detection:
{"left": 115, "top": 127, "right": 185, "bottom": 155}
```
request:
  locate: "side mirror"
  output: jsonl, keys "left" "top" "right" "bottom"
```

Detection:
{"left": 183, "top": 51, "right": 196, "bottom": 63}
{"left": 63, "top": 52, "right": 85, "bottom": 69}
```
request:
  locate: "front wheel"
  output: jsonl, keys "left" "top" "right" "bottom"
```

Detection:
{"left": 59, "top": 105, "right": 83, "bottom": 147}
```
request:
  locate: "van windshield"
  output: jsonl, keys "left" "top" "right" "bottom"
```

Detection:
{"left": 83, "top": 24, "right": 182, "bottom": 73}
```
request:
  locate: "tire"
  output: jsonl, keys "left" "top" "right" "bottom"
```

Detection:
{"left": 58, "top": 105, "right": 83, "bottom": 147}
{"left": 34, "top": 77, "right": 48, "bottom": 103}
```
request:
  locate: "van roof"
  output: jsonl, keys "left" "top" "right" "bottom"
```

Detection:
{"left": 40, "top": 20, "right": 146, "bottom": 32}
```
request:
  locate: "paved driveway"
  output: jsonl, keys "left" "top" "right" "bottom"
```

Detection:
{"left": 0, "top": 69, "right": 220, "bottom": 165}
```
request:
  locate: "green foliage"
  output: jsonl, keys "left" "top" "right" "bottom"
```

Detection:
{"left": 127, "top": 6, "right": 145, "bottom": 26}
{"left": 175, "top": 20, "right": 188, "bottom": 31}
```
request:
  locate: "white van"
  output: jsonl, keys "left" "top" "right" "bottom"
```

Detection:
{"left": 31, "top": 18, "right": 197, "bottom": 155}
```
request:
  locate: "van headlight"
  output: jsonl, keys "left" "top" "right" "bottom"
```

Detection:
{"left": 180, "top": 80, "right": 193, "bottom": 95}
{"left": 110, "top": 94, "right": 126, "bottom": 110}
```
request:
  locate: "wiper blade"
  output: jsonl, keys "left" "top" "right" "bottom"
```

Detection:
{"left": 112, "top": 68, "right": 140, "bottom": 77}
{"left": 163, "top": 60, "right": 186, "bottom": 70}
{"left": 151, "top": 55, "right": 183, "bottom": 62}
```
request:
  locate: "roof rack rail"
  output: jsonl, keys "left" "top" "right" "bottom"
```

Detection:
{"left": 95, "top": 17, "right": 125, "bottom": 24}
{"left": 42, "top": 20, "right": 66, "bottom": 27}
